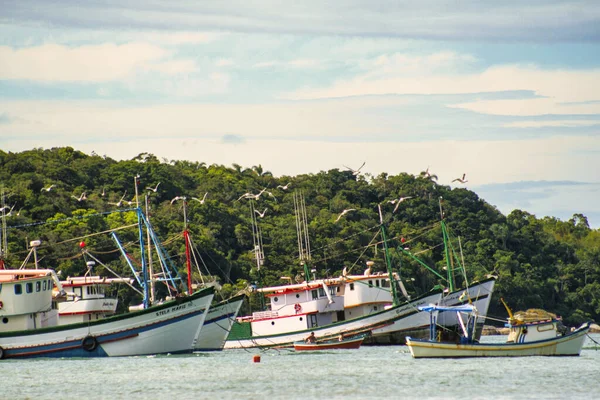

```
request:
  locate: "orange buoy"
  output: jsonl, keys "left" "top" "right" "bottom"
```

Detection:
{"left": 253, "top": 354, "right": 261, "bottom": 363}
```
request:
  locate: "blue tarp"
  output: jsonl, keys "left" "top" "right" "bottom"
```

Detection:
{"left": 418, "top": 304, "right": 475, "bottom": 313}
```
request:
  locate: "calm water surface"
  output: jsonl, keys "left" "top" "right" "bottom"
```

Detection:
{"left": 3, "top": 335, "right": 600, "bottom": 400}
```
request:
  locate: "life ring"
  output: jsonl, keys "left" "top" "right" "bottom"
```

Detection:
{"left": 0, "top": 345, "right": 4, "bottom": 360}
{"left": 81, "top": 335, "right": 98, "bottom": 352}
{"left": 294, "top": 303, "right": 302, "bottom": 314}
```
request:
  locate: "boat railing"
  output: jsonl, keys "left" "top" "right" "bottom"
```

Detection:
{"left": 252, "top": 310, "right": 279, "bottom": 320}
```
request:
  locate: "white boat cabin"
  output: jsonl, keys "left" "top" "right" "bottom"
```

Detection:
{"left": 342, "top": 269, "right": 395, "bottom": 319}
{"left": 55, "top": 276, "right": 128, "bottom": 324}
{"left": 0, "top": 269, "right": 61, "bottom": 332}
{"left": 250, "top": 279, "right": 344, "bottom": 336}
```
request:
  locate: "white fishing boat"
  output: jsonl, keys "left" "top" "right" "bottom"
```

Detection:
{"left": 397, "top": 199, "right": 496, "bottom": 343}
{"left": 225, "top": 200, "right": 442, "bottom": 349}
{"left": 0, "top": 259, "right": 214, "bottom": 359}
{"left": 0, "top": 201, "right": 215, "bottom": 359}
{"left": 406, "top": 304, "right": 591, "bottom": 358}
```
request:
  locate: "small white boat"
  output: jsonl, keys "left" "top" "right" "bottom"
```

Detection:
{"left": 406, "top": 304, "right": 592, "bottom": 358}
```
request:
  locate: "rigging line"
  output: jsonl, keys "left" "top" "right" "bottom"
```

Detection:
{"left": 51, "top": 224, "right": 140, "bottom": 247}
{"left": 6, "top": 208, "right": 138, "bottom": 230}
{"left": 309, "top": 224, "right": 380, "bottom": 255}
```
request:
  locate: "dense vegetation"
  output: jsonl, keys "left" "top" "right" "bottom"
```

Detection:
{"left": 1, "top": 147, "right": 599, "bottom": 327}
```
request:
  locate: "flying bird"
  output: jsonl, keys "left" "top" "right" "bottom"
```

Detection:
{"left": 170, "top": 196, "right": 186, "bottom": 204}
{"left": 254, "top": 208, "right": 268, "bottom": 218}
{"left": 41, "top": 184, "right": 56, "bottom": 192}
{"left": 277, "top": 182, "right": 291, "bottom": 190}
{"left": 191, "top": 192, "right": 208, "bottom": 204}
{"left": 146, "top": 182, "right": 161, "bottom": 192}
{"left": 100, "top": 187, "right": 105, "bottom": 197}
{"left": 266, "top": 191, "right": 278, "bottom": 202}
{"left": 0, "top": 203, "right": 16, "bottom": 215}
{"left": 388, "top": 196, "right": 413, "bottom": 213}
{"left": 71, "top": 192, "right": 87, "bottom": 202}
{"left": 108, "top": 191, "right": 128, "bottom": 207}
{"left": 420, "top": 166, "right": 438, "bottom": 181}
{"left": 452, "top": 173, "right": 468, "bottom": 184}
{"left": 343, "top": 162, "right": 366, "bottom": 176}
{"left": 237, "top": 192, "right": 254, "bottom": 201}
{"left": 335, "top": 208, "right": 357, "bottom": 223}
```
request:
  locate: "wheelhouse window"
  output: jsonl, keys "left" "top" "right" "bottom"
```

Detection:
{"left": 15, "top": 283, "right": 23, "bottom": 295}
{"left": 376, "top": 280, "right": 380, "bottom": 287}
{"left": 318, "top": 288, "right": 326, "bottom": 297}
{"left": 311, "top": 290, "right": 318, "bottom": 300}
{"left": 368, "top": 280, "right": 373, "bottom": 287}
{"left": 329, "top": 287, "right": 336, "bottom": 296}
{"left": 36, "top": 281, "right": 41, "bottom": 292}
{"left": 349, "top": 283, "right": 355, "bottom": 291}
{"left": 43, "top": 280, "right": 47, "bottom": 291}
{"left": 26, "top": 282, "right": 33, "bottom": 293}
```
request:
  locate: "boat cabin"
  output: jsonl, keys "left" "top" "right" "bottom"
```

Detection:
{"left": 0, "top": 269, "right": 60, "bottom": 332}
{"left": 54, "top": 276, "right": 127, "bottom": 324}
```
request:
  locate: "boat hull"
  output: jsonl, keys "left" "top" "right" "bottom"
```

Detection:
{"left": 406, "top": 322, "right": 591, "bottom": 358}
{"left": 0, "top": 287, "right": 214, "bottom": 359}
{"left": 365, "top": 291, "right": 443, "bottom": 345}
{"left": 437, "top": 278, "right": 496, "bottom": 342}
{"left": 293, "top": 337, "right": 363, "bottom": 351}
{"left": 193, "top": 295, "right": 244, "bottom": 351}
{"left": 224, "top": 292, "right": 441, "bottom": 349}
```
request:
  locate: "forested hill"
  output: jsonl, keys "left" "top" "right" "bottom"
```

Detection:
{"left": 1, "top": 147, "right": 599, "bottom": 326}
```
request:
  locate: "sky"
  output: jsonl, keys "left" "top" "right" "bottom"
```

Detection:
{"left": 1, "top": 1, "right": 599, "bottom": 228}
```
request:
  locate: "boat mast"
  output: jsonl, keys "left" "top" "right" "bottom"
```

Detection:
{"left": 0, "top": 188, "right": 7, "bottom": 269}
{"left": 134, "top": 176, "right": 150, "bottom": 308}
{"left": 145, "top": 194, "right": 156, "bottom": 303}
{"left": 294, "top": 191, "right": 311, "bottom": 281}
{"left": 378, "top": 204, "right": 399, "bottom": 306}
{"left": 439, "top": 197, "right": 455, "bottom": 292}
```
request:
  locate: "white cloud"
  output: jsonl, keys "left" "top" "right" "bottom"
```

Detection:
{"left": 504, "top": 120, "right": 600, "bottom": 128}
{"left": 0, "top": 43, "right": 201, "bottom": 82}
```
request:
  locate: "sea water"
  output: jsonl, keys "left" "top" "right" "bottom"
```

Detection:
{"left": 3, "top": 335, "right": 600, "bottom": 400}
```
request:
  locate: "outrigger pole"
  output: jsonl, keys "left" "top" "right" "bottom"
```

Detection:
{"left": 378, "top": 204, "right": 399, "bottom": 306}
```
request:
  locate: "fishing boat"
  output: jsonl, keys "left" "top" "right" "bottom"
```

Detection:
{"left": 405, "top": 304, "right": 592, "bottom": 358}
{"left": 293, "top": 334, "right": 365, "bottom": 351}
{"left": 394, "top": 198, "right": 496, "bottom": 344}
{"left": 225, "top": 199, "right": 442, "bottom": 349}
{"left": 0, "top": 203, "right": 215, "bottom": 359}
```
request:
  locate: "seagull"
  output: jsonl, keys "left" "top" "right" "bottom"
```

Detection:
{"left": 0, "top": 203, "right": 16, "bottom": 215}
{"left": 335, "top": 208, "right": 356, "bottom": 223}
{"left": 388, "top": 196, "right": 413, "bottom": 213}
{"left": 146, "top": 182, "right": 161, "bottom": 192}
{"left": 108, "top": 191, "right": 128, "bottom": 207}
{"left": 266, "top": 191, "right": 278, "bottom": 202}
{"left": 420, "top": 166, "right": 438, "bottom": 181}
{"left": 343, "top": 162, "right": 365, "bottom": 176}
{"left": 191, "top": 192, "right": 208, "bottom": 204}
{"left": 452, "top": 173, "right": 468, "bottom": 184}
{"left": 254, "top": 208, "right": 268, "bottom": 218}
{"left": 71, "top": 192, "right": 87, "bottom": 202}
{"left": 41, "top": 184, "right": 56, "bottom": 192}
{"left": 277, "top": 182, "right": 291, "bottom": 190}
{"left": 237, "top": 192, "right": 254, "bottom": 201}
{"left": 100, "top": 187, "right": 105, "bottom": 197}
{"left": 170, "top": 196, "right": 186, "bottom": 205}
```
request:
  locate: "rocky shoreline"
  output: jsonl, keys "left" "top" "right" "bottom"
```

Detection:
{"left": 482, "top": 323, "right": 600, "bottom": 335}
